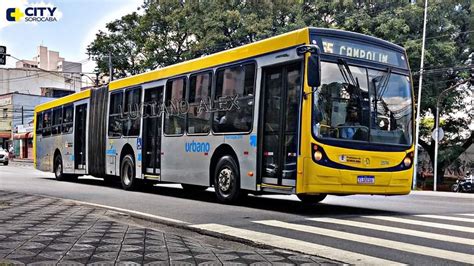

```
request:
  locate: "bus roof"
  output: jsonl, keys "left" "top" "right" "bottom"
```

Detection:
{"left": 35, "top": 89, "right": 91, "bottom": 113}
{"left": 109, "top": 27, "right": 311, "bottom": 91}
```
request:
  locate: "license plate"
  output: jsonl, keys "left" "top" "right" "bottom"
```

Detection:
{"left": 358, "top": 175, "right": 375, "bottom": 184}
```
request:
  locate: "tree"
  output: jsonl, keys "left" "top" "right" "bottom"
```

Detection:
{"left": 88, "top": 0, "right": 472, "bottom": 183}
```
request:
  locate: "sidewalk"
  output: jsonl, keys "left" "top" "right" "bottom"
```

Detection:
{"left": 411, "top": 190, "right": 474, "bottom": 199}
{"left": 0, "top": 190, "right": 338, "bottom": 265}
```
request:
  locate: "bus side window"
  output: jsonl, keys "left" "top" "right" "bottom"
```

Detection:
{"left": 42, "top": 110, "right": 52, "bottom": 137}
{"left": 62, "top": 105, "right": 74, "bottom": 134}
{"left": 36, "top": 112, "right": 43, "bottom": 135}
{"left": 108, "top": 91, "right": 124, "bottom": 137}
{"left": 213, "top": 63, "right": 255, "bottom": 133}
{"left": 164, "top": 77, "right": 186, "bottom": 135}
{"left": 188, "top": 72, "right": 211, "bottom": 134}
{"left": 123, "top": 87, "right": 141, "bottom": 136}
{"left": 52, "top": 107, "right": 62, "bottom": 135}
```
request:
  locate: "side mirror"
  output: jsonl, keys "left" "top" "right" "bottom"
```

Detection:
{"left": 307, "top": 52, "right": 321, "bottom": 88}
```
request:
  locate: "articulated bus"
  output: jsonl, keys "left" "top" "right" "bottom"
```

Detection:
{"left": 34, "top": 27, "right": 414, "bottom": 203}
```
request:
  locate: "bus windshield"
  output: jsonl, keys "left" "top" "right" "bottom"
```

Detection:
{"left": 313, "top": 61, "right": 412, "bottom": 146}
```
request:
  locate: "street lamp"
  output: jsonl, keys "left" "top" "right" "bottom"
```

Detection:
{"left": 433, "top": 82, "right": 470, "bottom": 191}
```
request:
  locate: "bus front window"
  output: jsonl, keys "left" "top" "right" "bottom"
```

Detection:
{"left": 313, "top": 62, "right": 412, "bottom": 146}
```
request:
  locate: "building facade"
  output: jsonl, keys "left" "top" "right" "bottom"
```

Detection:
{"left": 0, "top": 92, "right": 55, "bottom": 158}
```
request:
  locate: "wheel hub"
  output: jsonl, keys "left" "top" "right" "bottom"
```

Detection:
{"left": 218, "top": 168, "right": 233, "bottom": 192}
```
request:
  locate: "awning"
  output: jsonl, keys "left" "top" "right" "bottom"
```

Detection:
{"left": 13, "top": 132, "right": 33, "bottom": 139}
{"left": 0, "top": 132, "right": 11, "bottom": 139}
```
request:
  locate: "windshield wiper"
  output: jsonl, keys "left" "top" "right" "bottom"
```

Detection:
{"left": 376, "top": 67, "right": 392, "bottom": 100}
{"left": 337, "top": 58, "right": 360, "bottom": 90}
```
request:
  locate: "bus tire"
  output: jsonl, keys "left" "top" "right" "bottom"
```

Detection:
{"left": 120, "top": 154, "right": 138, "bottom": 190}
{"left": 54, "top": 155, "right": 66, "bottom": 181}
{"left": 181, "top": 184, "right": 208, "bottom": 192}
{"left": 297, "top": 194, "right": 327, "bottom": 204}
{"left": 214, "top": 156, "right": 242, "bottom": 203}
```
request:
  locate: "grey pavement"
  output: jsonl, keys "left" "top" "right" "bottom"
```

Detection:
{"left": 0, "top": 190, "right": 338, "bottom": 265}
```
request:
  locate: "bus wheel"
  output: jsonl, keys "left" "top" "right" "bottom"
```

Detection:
{"left": 54, "top": 155, "right": 66, "bottom": 181}
{"left": 181, "top": 184, "right": 208, "bottom": 192}
{"left": 214, "top": 156, "right": 242, "bottom": 203}
{"left": 297, "top": 194, "right": 327, "bottom": 204}
{"left": 120, "top": 155, "right": 138, "bottom": 190}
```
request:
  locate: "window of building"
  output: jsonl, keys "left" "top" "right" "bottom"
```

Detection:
{"left": 42, "top": 110, "right": 52, "bottom": 137}
{"left": 62, "top": 105, "right": 74, "bottom": 134}
{"left": 52, "top": 107, "right": 62, "bottom": 135}
{"left": 164, "top": 78, "right": 186, "bottom": 135}
{"left": 213, "top": 63, "right": 255, "bottom": 133}
{"left": 36, "top": 113, "right": 43, "bottom": 135}
{"left": 2, "top": 108, "right": 7, "bottom": 118}
{"left": 108, "top": 91, "right": 124, "bottom": 137}
{"left": 123, "top": 87, "right": 142, "bottom": 136}
{"left": 187, "top": 72, "right": 211, "bottom": 134}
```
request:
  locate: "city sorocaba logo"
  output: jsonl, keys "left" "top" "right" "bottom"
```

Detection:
{"left": 6, "top": 6, "right": 59, "bottom": 22}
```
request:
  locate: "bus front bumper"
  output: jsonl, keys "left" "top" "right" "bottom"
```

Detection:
{"left": 298, "top": 158, "right": 413, "bottom": 195}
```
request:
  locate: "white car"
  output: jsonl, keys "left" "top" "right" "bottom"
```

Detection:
{"left": 0, "top": 148, "right": 9, "bottom": 165}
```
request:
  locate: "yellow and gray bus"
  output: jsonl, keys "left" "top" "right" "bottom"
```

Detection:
{"left": 34, "top": 27, "right": 414, "bottom": 203}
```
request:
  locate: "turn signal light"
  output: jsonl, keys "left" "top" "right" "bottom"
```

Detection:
{"left": 314, "top": 151, "right": 323, "bottom": 161}
{"left": 403, "top": 156, "right": 412, "bottom": 167}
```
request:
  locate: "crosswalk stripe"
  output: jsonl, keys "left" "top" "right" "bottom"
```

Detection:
{"left": 307, "top": 217, "right": 474, "bottom": 246}
{"left": 414, "top": 214, "right": 474, "bottom": 223}
{"left": 365, "top": 216, "right": 473, "bottom": 232}
{"left": 190, "top": 223, "right": 400, "bottom": 265}
{"left": 255, "top": 220, "right": 474, "bottom": 264}
{"left": 458, "top": 213, "right": 474, "bottom": 217}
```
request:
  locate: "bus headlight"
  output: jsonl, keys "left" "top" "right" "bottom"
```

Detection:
{"left": 403, "top": 156, "right": 412, "bottom": 167}
{"left": 314, "top": 151, "right": 323, "bottom": 161}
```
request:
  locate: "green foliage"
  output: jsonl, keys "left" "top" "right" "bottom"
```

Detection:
{"left": 87, "top": 0, "right": 473, "bottom": 179}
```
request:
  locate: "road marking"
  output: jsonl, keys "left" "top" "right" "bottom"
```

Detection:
{"left": 458, "top": 213, "right": 474, "bottom": 217}
{"left": 307, "top": 217, "right": 474, "bottom": 246}
{"left": 255, "top": 220, "right": 474, "bottom": 264}
{"left": 191, "top": 223, "right": 399, "bottom": 265}
{"left": 414, "top": 214, "right": 474, "bottom": 223}
{"left": 413, "top": 214, "right": 474, "bottom": 223}
{"left": 365, "top": 216, "right": 473, "bottom": 232}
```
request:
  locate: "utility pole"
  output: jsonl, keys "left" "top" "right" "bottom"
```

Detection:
{"left": 412, "top": 0, "right": 428, "bottom": 190}
{"left": 108, "top": 52, "right": 113, "bottom": 82}
{"left": 95, "top": 72, "right": 99, "bottom": 87}
{"left": 21, "top": 106, "right": 24, "bottom": 125}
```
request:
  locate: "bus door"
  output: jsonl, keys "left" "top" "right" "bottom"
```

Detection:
{"left": 260, "top": 62, "right": 302, "bottom": 187}
{"left": 143, "top": 86, "right": 163, "bottom": 175}
{"left": 74, "top": 104, "right": 87, "bottom": 169}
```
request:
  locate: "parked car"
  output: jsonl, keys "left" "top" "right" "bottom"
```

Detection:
{"left": 0, "top": 148, "right": 9, "bottom": 165}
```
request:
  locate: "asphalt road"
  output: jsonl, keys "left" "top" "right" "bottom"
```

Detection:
{"left": 1, "top": 164, "right": 473, "bottom": 265}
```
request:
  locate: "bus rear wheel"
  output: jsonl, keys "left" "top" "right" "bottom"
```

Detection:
{"left": 214, "top": 156, "right": 242, "bottom": 203}
{"left": 120, "top": 155, "right": 139, "bottom": 190}
{"left": 54, "top": 155, "right": 66, "bottom": 181}
{"left": 297, "top": 194, "right": 327, "bottom": 204}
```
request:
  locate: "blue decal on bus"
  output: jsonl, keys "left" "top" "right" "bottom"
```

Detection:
{"left": 137, "top": 138, "right": 142, "bottom": 150}
{"left": 137, "top": 153, "right": 142, "bottom": 161}
{"left": 185, "top": 141, "right": 210, "bottom": 153}
{"left": 106, "top": 149, "right": 116, "bottom": 155}
{"left": 250, "top": 135, "right": 257, "bottom": 147}
{"left": 224, "top": 135, "right": 243, "bottom": 140}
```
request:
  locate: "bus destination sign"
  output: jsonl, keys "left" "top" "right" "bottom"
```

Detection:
{"left": 312, "top": 36, "right": 407, "bottom": 68}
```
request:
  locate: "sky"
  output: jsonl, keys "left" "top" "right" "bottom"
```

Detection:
{"left": 0, "top": 0, "right": 143, "bottom": 73}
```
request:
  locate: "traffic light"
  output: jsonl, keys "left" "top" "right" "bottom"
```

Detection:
{"left": 0, "top": 46, "right": 6, "bottom": 65}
